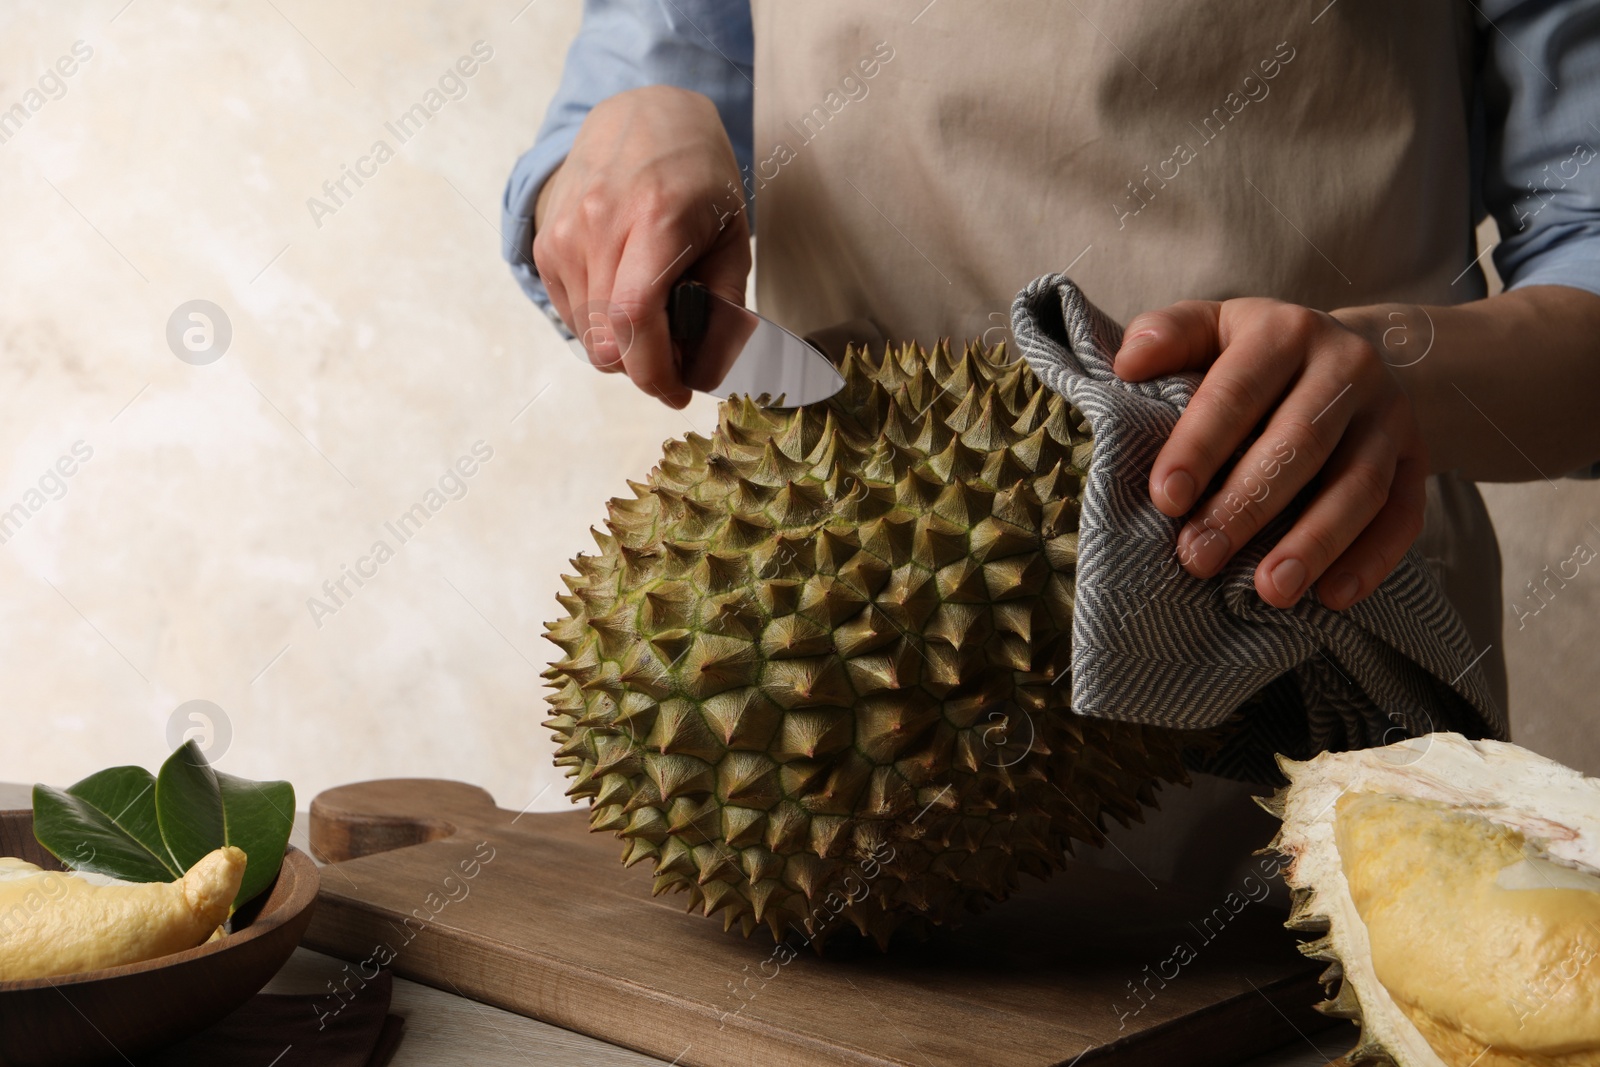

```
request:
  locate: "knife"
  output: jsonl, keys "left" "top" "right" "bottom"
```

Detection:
{"left": 569, "top": 280, "right": 845, "bottom": 407}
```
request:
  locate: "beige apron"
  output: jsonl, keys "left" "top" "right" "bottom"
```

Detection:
{"left": 749, "top": 0, "right": 1506, "bottom": 889}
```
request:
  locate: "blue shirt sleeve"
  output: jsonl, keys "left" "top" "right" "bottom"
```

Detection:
{"left": 1477, "top": 0, "right": 1600, "bottom": 298}
{"left": 500, "top": 0, "right": 754, "bottom": 333}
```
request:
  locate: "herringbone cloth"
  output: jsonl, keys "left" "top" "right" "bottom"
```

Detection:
{"left": 1011, "top": 274, "right": 1507, "bottom": 782}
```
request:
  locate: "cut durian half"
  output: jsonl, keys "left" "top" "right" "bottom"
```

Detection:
{"left": 1266, "top": 733, "right": 1600, "bottom": 1067}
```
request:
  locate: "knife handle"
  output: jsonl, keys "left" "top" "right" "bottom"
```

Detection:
{"left": 668, "top": 280, "right": 710, "bottom": 342}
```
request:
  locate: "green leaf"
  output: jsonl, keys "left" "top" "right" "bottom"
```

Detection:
{"left": 32, "top": 767, "right": 182, "bottom": 883}
{"left": 156, "top": 741, "right": 295, "bottom": 908}
{"left": 155, "top": 743, "right": 227, "bottom": 871}
{"left": 32, "top": 742, "right": 296, "bottom": 911}
{"left": 212, "top": 770, "right": 295, "bottom": 907}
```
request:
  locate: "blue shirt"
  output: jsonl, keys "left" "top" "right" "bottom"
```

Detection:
{"left": 501, "top": 0, "right": 1600, "bottom": 336}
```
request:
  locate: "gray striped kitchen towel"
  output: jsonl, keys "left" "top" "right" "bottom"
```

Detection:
{"left": 1010, "top": 273, "right": 1507, "bottom": 782}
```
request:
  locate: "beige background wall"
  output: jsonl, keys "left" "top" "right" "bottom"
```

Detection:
{"left": 0, "top": 0, "right": 671, "bottom": 811}
{"left": 1, "top": 1, "right": 1594, "bottom": 816}
{"left": 1481, "top": 480, "right": 1600, "bottom": 773}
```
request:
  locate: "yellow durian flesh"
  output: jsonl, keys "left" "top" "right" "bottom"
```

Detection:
{"left": 1336, "top": 792, "right": 1600, "bottom": 1066}
{"left": 1270, "top": 734, "right": 1600, "bottom": 1067}
{"left": 0, "top": 846, "right": 246, "bottom": 981}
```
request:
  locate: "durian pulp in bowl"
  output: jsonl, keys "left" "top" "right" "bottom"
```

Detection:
{"left": 1272, "top": 734, "right": 1600, "bottom": 1067}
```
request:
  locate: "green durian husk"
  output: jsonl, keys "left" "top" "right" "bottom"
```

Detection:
{"left": 544, "top": 338, "right": 1203, "bottom": 950}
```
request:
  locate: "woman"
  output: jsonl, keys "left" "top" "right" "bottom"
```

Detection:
{"left": 503, "top": 0, "right": 1600, "bottom": 882}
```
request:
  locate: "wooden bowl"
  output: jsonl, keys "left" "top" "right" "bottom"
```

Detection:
{"left": 0, "top": 808, "right": 318, "bottom": 1067}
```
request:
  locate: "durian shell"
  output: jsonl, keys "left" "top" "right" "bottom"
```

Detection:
{"left": 1263, "top": 733, "right": 1600, "bottom": 1066}
{"left": 544, "top": 339, "right": 1202, "bottom": 949}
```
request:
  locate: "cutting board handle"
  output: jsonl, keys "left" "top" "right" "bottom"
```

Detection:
{"left": 309, "top": 778, "right": 503, "bottom": 863}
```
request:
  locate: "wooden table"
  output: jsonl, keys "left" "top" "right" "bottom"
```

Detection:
{"left": 266, "top": 945, "right": 1353, "bottom": 1067}
{"left": 0, "top": 786, "right": 1352, "bottom": 1065}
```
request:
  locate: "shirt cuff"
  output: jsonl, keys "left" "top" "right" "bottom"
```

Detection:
{"left": 1507, "top": 266, "right": 1600, "bottom": 302}
{"left": 501, "top": 127, "right": 580, "bottom": 339}
{"left": 1499, "top": 217, "right": 1600, "bottom": 303}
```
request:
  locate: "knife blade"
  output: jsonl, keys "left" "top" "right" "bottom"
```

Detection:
{"left": 669, "top": 281, "right": 845, "bottom": 406}
{"left": 567, "top": 281, "right": 845, "bottom": 407}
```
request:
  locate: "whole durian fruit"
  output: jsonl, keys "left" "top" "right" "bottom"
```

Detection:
{"left": 1265, "top": 733, "right": 1600, "bottom": 1067}
{"left": 544, "top": 339, "right": 1199, "bottom": 949}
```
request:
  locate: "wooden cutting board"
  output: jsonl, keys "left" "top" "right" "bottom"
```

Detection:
{"left": 303, "top": 779, "right": 1333, "bottom": 1067}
